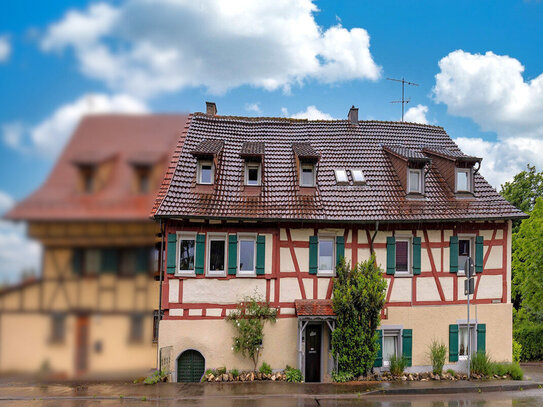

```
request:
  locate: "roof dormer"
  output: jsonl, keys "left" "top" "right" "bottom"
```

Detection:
{"left": 383, "top": 145, "right": 430, "bottom": 197}
{"left": 191, "top": 139, "right": 224, "bottom": 186}
{"left": 71, "top": 151, "right": 116, "bottom": 194}
{"left": 292, "top": 142, "right": 320, "bottom": 189}
{"left": 240, "top": 141, "right": 264, "bottom": 187}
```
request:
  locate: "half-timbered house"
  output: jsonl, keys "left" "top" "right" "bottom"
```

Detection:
{"left": 152, "top": 103, "right": 525, "bottom": 383}
{"left": 2, "top": 114, "right": 187, "bottom": 377}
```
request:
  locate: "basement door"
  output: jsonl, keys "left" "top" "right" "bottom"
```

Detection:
{"left": 305, "top": 325, "right": 321, "bottom": 382}
{"left": 177, "top": 350, "right": 205, "bottom": 382}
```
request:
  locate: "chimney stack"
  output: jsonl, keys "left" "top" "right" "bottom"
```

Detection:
{"left": 348, "top": 105, "right": 358, "bottom": 125}
{"left": 206, "top": 101, "right": 217, "bottom": 116}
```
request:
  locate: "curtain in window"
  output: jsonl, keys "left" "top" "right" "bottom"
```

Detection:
{"left": 383, "top": 335, "right": 397, "bottom": 362}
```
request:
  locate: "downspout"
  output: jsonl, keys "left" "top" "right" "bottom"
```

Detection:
{"left": 157, "top": 219, "right": 165, "bottom": 369}
{"left": 370, "top": 220, "right": 379, "bottom": 258}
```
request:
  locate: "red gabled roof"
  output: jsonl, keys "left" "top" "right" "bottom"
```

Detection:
{"left": 295, "top": 299, "right": 335, "bottom": 316}
{"left": 6, "top": 114, "right": 189, "bottom": 222}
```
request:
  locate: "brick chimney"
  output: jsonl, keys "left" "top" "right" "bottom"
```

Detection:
{"left": 348, "top": 105, "right": 358, "bottom": 125}
{"left": 206, "top": 101, "right": 217, "bottom": 116}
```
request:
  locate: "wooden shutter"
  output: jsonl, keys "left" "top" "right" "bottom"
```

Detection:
{"left": 256, "top": 235, "right": 265, "bottom": 275}
{"left": 477, "top": 323, "right": 486, "bottom": 354}
{"left": 335, "top": 236, "right": 345, "bottom": 267}
{"left": 386, "top": 236, "right": 396, "bottom": 275}
{"left": 166, "top": 234, "right": 177, "bottom": 275}
{"left": 402, "top": 329, "right": 413, "bottom": 366}
{"left": 309, "top": 236, "right": 318, "bottom": 275}
{"left": 72, "top": 249, "right": 83, "bottom": 275}
{"left": 228, "top": 234, "right": 237, "bottom": 275}
{"left": 449, "top": 324, "right": 459, "bottom": 362}
{"left": 475, "top": 236, "right": 484, "bottom": 273}
{"left": 195, "top": 234, "right": 205, "bottom": 275}
{"left": 412, "top": 237, "right": 421, "bottom": 275}
{"left": 449, "top": 236, "right": 458, "bottom": 273}
{"left": 136, "top": 247, "right": 149, "bottom": 274}
{"left": 100, "top": 248, "right": 118, "bottom": 273}
{"left": 373, "top": 330, "right": 383, "bottom": 367}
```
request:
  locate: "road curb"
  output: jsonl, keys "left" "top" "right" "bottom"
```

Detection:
{"left": 363, "top": 382, "right": 543, "bottom": 396}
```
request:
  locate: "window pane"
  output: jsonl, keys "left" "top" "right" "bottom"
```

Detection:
{"left": 396, "top": 241, "right": 409, "bottom": 272}
{"left": 85, "top": 249, "right": 101, "bottom": 274}
{"left": 335, "top": 169, "right": 348, "bottom": 183}
{"left": 139, "top": 173, "right": 150, "bottom": 193}
{"left": 409, "top": 171, "right": 420, "bottom": 192}
{"left": 200, "top": 164, "right": 212, "bottom": 184}
{"left": 209, "top": 240, "right": 225, "bottom": 271}
{"left": 458, "top": 326, "right": 475, "bottom": 356}
{"left": 351, "top": 169, "right": 365, "bottom": 183}
{"left": 319, "top": 240, "right": 333, "bottom": 271}
{"left": 179, "top": 239, "right": 195, "bottom": 271}
{"left": 383, "top": 335, "right": 397, "bottom": 361}
{"left": 119, "top": 249, "right": 136, "bottom": 276}
{"left": 247, "top": 166, "right": 259, "bottom": 185}
{"left": 239, "top": 240, "right": 255, "bottom": 271}
{"left": 457, "top": 171, "right": 469, "bottom": 191}
{"left": 458, "top": 239, "right": 470, "bottom": 272}
{"left": 302, "top": 167, "right": 314, "bottom": 186}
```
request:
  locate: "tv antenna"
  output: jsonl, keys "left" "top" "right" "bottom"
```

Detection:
{"left": 387, "top": 77, "right": 419, "bottom": 121}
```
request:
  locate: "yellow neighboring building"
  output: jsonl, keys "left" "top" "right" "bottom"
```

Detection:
{"left": 1, "top": 114, "right": 188, "bottom": 378}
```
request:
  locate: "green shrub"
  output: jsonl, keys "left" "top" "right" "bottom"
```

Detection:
{"left": 427, "top": 340, "right": 447, "bottom": 375}
{"left": 514, "top": 321, "right": 543, "bottom": 361}
{"left": 389, "top": 355, "right": 408, "bottom": 376}
{"left": 143, "top": 369, "right": 167, "bottom": 385}
{"left": 492, "top": 362, "right": 508, "bottom": 376}
{"left": 204, "top": 368, "right": 217, "bottom": 377}
{"left": 332, "top": 371, "right": 354, "bottom": 383}
{"left": 508, "top": 362, "right": 524, "bottom": 380}
{"left": 284, "top": 365, "right": 303, "bottom": 383}
{"left": 216, "top": 366, "right": 227, "bottom": 375}
{"left": 259, "top": 362, "right": 272, "bottom": 375}
{"left": 471, "top": 352, "right": 493, "bottom": 376}
{"left": 513, "top": 339, "right": 522, "bottom": 363}
{"left": 446, "top": 368, "right": 455, "bottom": 376}
{"left": 230, "top": 368, "right": 239, "bottom": 378}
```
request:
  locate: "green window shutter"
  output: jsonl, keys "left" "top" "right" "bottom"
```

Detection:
{"left": 195, "top": 234, "right": 205, "bottom": 275}
{"left": 475, "top": 236, "right": 484, "bottom": 273}
{"left": 386, "top": 236, "right": 396, "bottom": 275}
{"left": 477, "top": 323, "right": 486, "bottom": 354}
{"left": 402, "top": 329, "right": 413, "bottom": 367}
{"left": 374, "top": 330, "right": 383, "bottom": 367}
{"left": 449, "top": 324, "right": 459, "bottom": 362}
{"left": 72, "top": 249, "right": 83, "bottom": 275}
{"left": 256, "top": 235, "right": 266, "bottom": 275}
{"left": 167, "top": 234, "right": 177, "bottom": 274}
{"left": 335, "top": 236, "right": 345, "bottom": 267}
{"left": 100, "top": 248, "right": 118, "bottom": 273}
{"left": 136, "top": 247, "right": 149, "bottom": 274}
{"left": 309, "top": 236, "right": 318, "bottom": 275}
{"left": 449, "top": 236, "right": 459, "bottom": 273}
{"left": 412, "top": 236, "right": 421, "bottom": 275}
{"left": 228, "top": 234, "right": 238, "bottom": 275}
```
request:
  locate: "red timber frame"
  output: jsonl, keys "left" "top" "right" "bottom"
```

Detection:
{"left": 161, "top": 220, "right": 509, "bottom": 321}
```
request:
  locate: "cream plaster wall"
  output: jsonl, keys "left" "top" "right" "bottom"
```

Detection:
{"left": 389, "top": 278, "right": 411, "bottom": 302}
{"left": 183, "top": 279, "right": 266, "bottom": 304}
{"left": 279, "top": 278, "right": 302, "bottom": 302}
{"left": 416, "top": 278, "right": 441, "bottom": 302}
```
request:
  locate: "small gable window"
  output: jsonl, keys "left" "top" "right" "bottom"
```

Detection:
{"left": 408, "top": 169, "right": 422, "bottom": 194}
{"left": 245, "top": 163, "right": 261, "bottom": 186}
{"left": 198, "top": 161, "right": 214, "bottom": 184}
{"left": 81, "top": 167, "right": 95, "bottom": 193}
{"left": 334, "top": 169, "right": 348, "bottom": 184}
{"left": 456, "top": 169, "right": 471, "bottom": 192}
{"left": 301, "top": 163, "right": 315, "bottom": 187}
{"left": 351, "top": 169, "right": 366, "bottom": 184}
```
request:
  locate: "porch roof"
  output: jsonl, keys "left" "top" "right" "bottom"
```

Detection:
{"left": 295, "top": 299, "right": 335, "bottom": 317}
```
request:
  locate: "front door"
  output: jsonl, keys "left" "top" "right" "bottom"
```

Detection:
{"left": 305, "top": 324, "right": 321, "bottom": 382}
{"left": 75, "top": 315, "right": 89, "bottom": 376}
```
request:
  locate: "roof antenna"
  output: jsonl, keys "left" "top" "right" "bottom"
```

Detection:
{"left": 387, "top": 77, "right": 419, "bottom": 121}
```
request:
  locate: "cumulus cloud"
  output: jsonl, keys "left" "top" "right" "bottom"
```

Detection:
{"left": 434, "top": 50, "right": 543, "bottom": 186}
{"left": 404, "top": 104, "right": 429, "bottom": 124}
{"left": 288, "top": 105, "right": 336, "bottom": 120}
{"left": 0, "top": 35, "right": 11, "bottom": 62}
{"left": 41, "top": 0, "right": 381, "bottom": 97}
{"left": 245, "top": 103, "right": 261, "bottom": 113}
{"left": 3, "top": 93, "right": 148, "bottom": 158}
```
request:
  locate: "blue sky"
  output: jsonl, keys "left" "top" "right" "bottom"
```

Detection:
{"left": 1, "top": 0, "right": 543, "bottom": 281}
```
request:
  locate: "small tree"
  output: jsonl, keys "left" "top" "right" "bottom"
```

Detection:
{"left": 332, "top": 257, "right": 387, "bottom": 377}
{"left": 226, "top": 294, "right": 277, "bottom": 371}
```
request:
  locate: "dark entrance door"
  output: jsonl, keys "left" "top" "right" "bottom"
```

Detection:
{"left": 177, "top": 350, "right": 205, "bottom": 382}
{"left": 305, "top": 324, "right": 321, "bottom": 382}
{"left": 75, "top": 315, "right": 89, "bottom": 375}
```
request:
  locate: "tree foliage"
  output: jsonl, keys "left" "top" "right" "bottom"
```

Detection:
{"left": 331, "top": 257, "right": 387, "bottom": 377}
{"left": 226, "top": 294, "right": 277, "bottom": 371}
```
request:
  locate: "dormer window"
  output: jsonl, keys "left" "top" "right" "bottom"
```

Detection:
{"left": 408, "top": 169, "right": 422, "bottom": 194}
{"left": 245, "top": 162, "right": 261, "bottom": 186}
{"left": 134, "top": 166, "right": 151, "bottom": 193}
{"left": 351, "top": 169, "right": 366, "bottom": 184}
{"left": 456, "top": 169, "right": 471, "bottom": 192}
{"left": 81, "top": 167, "right": 95, "bottom": 193}
{"left": 334, "top": 169, "right": 348, "bottom": 184}
{"left": 301, "top": 163, "right": 315, "bottom": 187}
{"left": 198, "top": 161, "right": 214, "bottom": 184}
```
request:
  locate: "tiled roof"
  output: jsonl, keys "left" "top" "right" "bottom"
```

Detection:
{"left": 292, "top": 142, "right": 320, "bottom": 160}
{"left": 191, "top": 139, "right": 224, "bottom": 156}
{"left": 6, "top": 114, "right": 189, "bottom": 221}
{"left": 383, "top": 145, "right": 430, "bottom": 161}
{"left": 152, "top": 113, "right": 525, "bottom": 222}
{"left": 295, "top": 299, "right": 335, "bottom": 317}
{"left": 423, "top": 147, "right": 481, "bottom": 161}
{"left": 240, "top": 141, "right": 265, "bottom": 156}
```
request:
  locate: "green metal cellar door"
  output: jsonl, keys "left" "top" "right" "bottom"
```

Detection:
{"left": 177, "top": 350, "right": 205, "bottom": 382}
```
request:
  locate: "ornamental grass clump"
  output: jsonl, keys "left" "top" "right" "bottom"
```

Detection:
{"left": 389, "top": 355, "right": 408, "bottom": 376}
{"left": 259, "top": 362, "right": 272, "bottom": 375}
{"left": 471, "top": 351, "right": 493, "bottom": 376}
{"left": 427, "top": 340, "right": 447, "bottom": 375}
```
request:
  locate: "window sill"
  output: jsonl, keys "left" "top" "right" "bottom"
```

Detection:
{"left": 406, "top": 192, "right": 425, "bottom": 200}
{"left": 317, "top": 271, "right": 335, "bottom": 277}
{"left": 237, "top": 272, "right": 257, "bottom": 278}
{"left": 176, "top": 272, "right": 196, "bottom": 277}
{"left": 206, "top": 272, "right": 226, "bottom": 277}
{"left": 394, "top": 273, "right": 413, "bottom": 278}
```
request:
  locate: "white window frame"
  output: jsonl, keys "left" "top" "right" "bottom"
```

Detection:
{"left": 455, "top": 168, "right": 471, "bottom": 193}
{"left": 408, "top": 169, "right": 423, "bottom": 194}
{"left": 317, "top": 235, "right": 335, "bottom": 276}
{"left": 244, "top": 162, "right": 261, "bottom": 186}
{"left": 457, "top": 234, "right": 475, "bottom": 276}
{"left": 176, "top": 232, "right": 197, "bottom": 276}
{"left": 197, "top": 160, "right": 214, "bottom": 185}
{"left": 300, "top": 163, "right": 315, "bottom": 187}
{"left": 206, "top": 233, "right": 227, "bottom": 276}
{"left": 457, "top": 323, "right": 476, "bottom": 360}
{"left": 395, "top": 236, "right": 412, "bottom": 276}
{"left": 237, "top": 233, "right": 257, "bottom": 276}
{"left": 334, "top": 169, "right": 348, "bottom": 184}
{"left": 351, "top": 169, "right": 366, "bottom": 184}
{"left": 382, "top": 328, "right": 402, "bottom": 366}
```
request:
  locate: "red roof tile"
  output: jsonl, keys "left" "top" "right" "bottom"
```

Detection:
{"left": 295, "top": 299, "right": 335, "bottom": 316}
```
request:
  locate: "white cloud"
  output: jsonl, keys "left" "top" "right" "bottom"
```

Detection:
{"left": 245, "top": 103, "right": 261, "bottom": 113}
{"left": 289, "top": 105, "right": 336, "bottom": 120}
{"left": 0, "top": 35, "right": 11, "bottom": 63}
{"left": 0, "top": 191, "right": 14, "bottom": 215}
{"left": 404, "top": 104, "right": 429, "bottom": 124}
{"left": 41, "top": 0, "right": 381, "bottom": 98}
{"left": 3, "top": 93, "right": 148, "bottom": 158}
